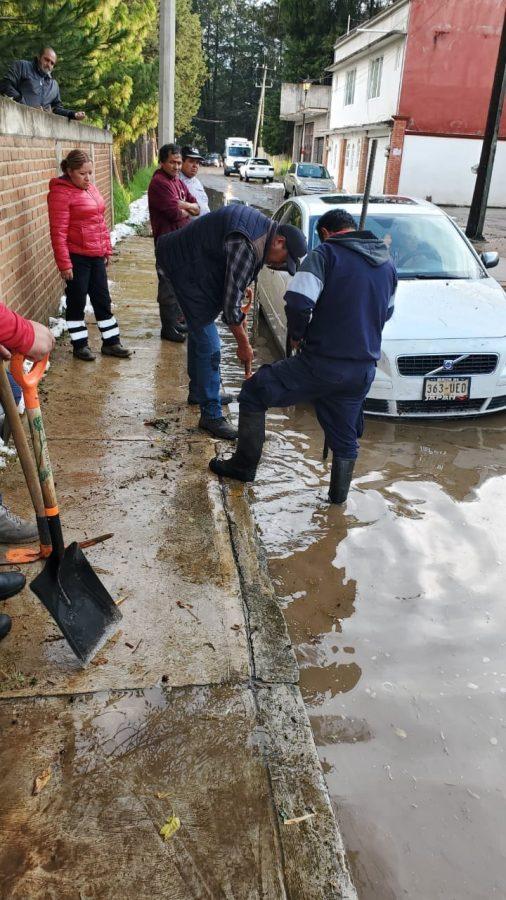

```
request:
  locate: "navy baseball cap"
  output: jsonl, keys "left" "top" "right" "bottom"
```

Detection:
{"left": 277, "top": 223, "right": 308, "bottom": 275}
{"left": 182, "top": 145, "right": 204, "bottom": 160}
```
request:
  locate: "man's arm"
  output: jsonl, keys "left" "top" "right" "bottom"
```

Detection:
{"left": 149, "top": 177, "right": 195, "bottom": 225}
{"left": 284, "top": 249, "right": 326, "bottom": 341}
{"left": 50, "top": 83, "right": 80, "bottom": 119}
{"left": 223, "top": 236, "right": 258, "bottom": 366}
{"left": 0, "top": 59, "right": 24, "bottom": 102}
{"left": 386, "top": 268, "right": 397, "bottom": 321}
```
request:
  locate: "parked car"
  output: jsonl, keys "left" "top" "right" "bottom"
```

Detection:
{"left": 239, "top": 157, "right": 274, "bottom": 183}
{"left": 202, "top": 153, "right": 221, "bottom": 167}
{"left": 256, "top": 193, "right": 506, "bottom": 418}
{"left": 283, "top": 162, "right": 336, "bottom": 197}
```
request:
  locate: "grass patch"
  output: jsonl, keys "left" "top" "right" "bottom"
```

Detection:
{"left": 113, "top": 165, "right": 156, "bottom": 224}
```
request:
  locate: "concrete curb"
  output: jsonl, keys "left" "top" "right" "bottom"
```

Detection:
{"left": 221, "top": 482, "right": 357, "bottom": 900}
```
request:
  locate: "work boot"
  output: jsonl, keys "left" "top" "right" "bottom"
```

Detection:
{"left": 0, "top": 572, "right": 26, "bottom": 600}
{"left": 209, "top": 410, "right": 265, "bottom": 481}
{"left": 0, "top": 614, "right": 11, "bottom": 641}
{"left": 73, "top": 345, "right": 96, "bottom": 361}
{"left": 188, "top": 392, "right": 234, "bottom": 406}
{"left": 161, "top": 325, "right": 186, "bottom": 343}
{"left": 101, "top": 343, "right": 131, "bottom": 358}
{"left": 0, "top": 504, "right": 38, "bottom": 544}
{"left": 199, "top": 416, "right": 238, "bottom": 441}
{"left": 328, "top": 456, "right": 356, "bottom": 504}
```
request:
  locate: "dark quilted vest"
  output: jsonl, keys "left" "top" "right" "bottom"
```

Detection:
{"left": 156, "top": 205, "right": 275, "bottom": 326}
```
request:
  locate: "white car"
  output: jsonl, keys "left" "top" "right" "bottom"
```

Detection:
{"left": 239, "top": 157, "right": 275, "bottom": 184}
{"left": 256, "top": 194, "right": 506, "bottom": 417}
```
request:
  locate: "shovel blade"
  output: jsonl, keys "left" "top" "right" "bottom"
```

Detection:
{"left": 30, "top": 541, "right": 122, "bottom": 665}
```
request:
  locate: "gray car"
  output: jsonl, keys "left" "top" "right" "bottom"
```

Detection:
{"left": 283, "top": 162, "right": 336, "bottom": 198}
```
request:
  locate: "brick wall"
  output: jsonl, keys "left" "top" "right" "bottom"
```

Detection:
{"left": 384, "top": 117, "right": 408, "bottom": 194}
{"left": 0, "top": 99, "right": 112, "bottom": 323}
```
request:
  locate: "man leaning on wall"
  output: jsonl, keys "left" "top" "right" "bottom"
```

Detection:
{"left": 0, "top": 46, "right": 85, "bottom": 120}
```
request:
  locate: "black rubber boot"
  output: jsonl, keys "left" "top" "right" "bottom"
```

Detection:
{"left": 0, "top": 613, "right": 12, "bottom": 641}
{"left": 0, "top": 572, "right": 26, "bottom": 601}
{"left": 328, "top": 455, "right": 356, "bottom": 504}
{"left": 209, "top": 410, "right": 265, "bottom": 482}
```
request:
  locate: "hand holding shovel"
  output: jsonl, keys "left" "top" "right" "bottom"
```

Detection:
{"left": 10, "top": 353, "right": 121, "bottom": 665}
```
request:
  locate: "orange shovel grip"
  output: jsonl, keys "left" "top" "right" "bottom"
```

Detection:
{"left": 10, "top": 353, "right": 49, "bottom": 410}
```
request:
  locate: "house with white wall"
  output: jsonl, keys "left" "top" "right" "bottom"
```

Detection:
{"left": 325, "top": 0, "right": 506, "bottom": 205}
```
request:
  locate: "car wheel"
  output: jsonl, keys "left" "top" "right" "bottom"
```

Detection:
{"left": 239, "top": 174, "right": 243, "bottom": 181}
{"left": 283, "top": 189, "right": 289, "bottom": 199}
{"left": 225, "top": 170, "right": 230, "bottom": 177}
{"left": 245, "top": 176, "right": 249, "bottom": 182}
{"left": 268, "top": 178, "right": 273, "bottom": 183}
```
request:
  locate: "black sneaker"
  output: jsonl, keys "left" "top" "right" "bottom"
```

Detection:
{"left": 101, "top": 343, "right": 131, "bottom": 358}
{"left": 188, "top": 392, "right": 234, "bottom": 406}
{"left": 73, "top": 346, "right": 96, "bottom": 361}
{"left": 198, "top": 416, "right": 238, "bottom": 441}
{"left": 161, "top": 327, "right": 186, "bottom": 343}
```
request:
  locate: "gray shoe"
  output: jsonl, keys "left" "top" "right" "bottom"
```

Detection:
{"left": 0, "top": 504, "right": 38, "bottom": 544}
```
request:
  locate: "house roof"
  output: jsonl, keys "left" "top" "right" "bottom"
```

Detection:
{"left": 331, "top": 0, "right": 409, "bottom": 58}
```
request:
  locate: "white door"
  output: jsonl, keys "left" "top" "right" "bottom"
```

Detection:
{"left": 343, "top": 136, "right": 360, "bottom": 192}
{"left": 370, "top": 135, "right": 390, "bottom": 194}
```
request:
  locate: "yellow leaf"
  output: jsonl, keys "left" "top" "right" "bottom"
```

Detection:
{"left": 160, "top": 815, "right": 181, "bottom": 842}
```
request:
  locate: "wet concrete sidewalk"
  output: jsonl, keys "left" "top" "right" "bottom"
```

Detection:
{"left": 0, "top": 234, "right": 355, "bottom": 898}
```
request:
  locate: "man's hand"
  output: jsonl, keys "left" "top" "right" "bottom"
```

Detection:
{"left": 27, "top": 322, "right": 55, "bottom": 361}
{"left": 0, "top": 343, "right": 11, "bottom": 361}
{"left": 74, "top": 111, "right": 86, "bottom": 120}
{"left": 61, "top": 268, "right": 73, "bottom": 281}
{"left": 230, "top": 323, "right": 254, "bottom": 366}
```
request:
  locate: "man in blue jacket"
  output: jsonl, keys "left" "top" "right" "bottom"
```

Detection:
{"left": 0, "top": 47, "right": 85, "bottom": 120}
{"left": 210, "top": 208, "right": 397, "bottom": 503}
{"left": 156, "top": 204, "right": 307, "bottom": 440}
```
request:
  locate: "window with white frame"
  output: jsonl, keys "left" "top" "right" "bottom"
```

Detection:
{"left": 344, "top": 69, "right": 356, "bottom": 106}
{"left": 367, "top": 56, "right": 383, "bottom": 99}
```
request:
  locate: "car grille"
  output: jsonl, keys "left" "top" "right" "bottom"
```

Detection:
{"left": 364, "top": 398, "right": 389, "bottom": 413}
{"left": 396, "top": 399, "right": 484, "bottom": 415}
{"left": 487, "top": 395, "right": 506, "bottom": 411}
{"left": 397, "top": 354, "right": 498, "bottom": 376}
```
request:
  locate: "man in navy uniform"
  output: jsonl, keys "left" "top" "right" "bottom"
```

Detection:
{"left": 210, "top": 208, "right": 397, "bottom": 503}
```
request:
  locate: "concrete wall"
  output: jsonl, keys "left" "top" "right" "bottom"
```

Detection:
{"left": 0, "top": 98, "right": 112, "bottom": 323}
{"left": 399, "top": 0, "right": 506, "bottom": 138}
{"left": 398, "top": 134, "right": 506, "bottom": 205}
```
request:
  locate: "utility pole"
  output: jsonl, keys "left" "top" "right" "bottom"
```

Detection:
{"left": 158, "top": 0, "right": 176, "bottom": 147}
{"left": 299, "top": 78, "right": 312, "bottom": 161}
{"left": 466, "top": 11, "right": 506, "bottom": 241}
{"left": 253, "top": 60, "right": 268, "bottom": 156}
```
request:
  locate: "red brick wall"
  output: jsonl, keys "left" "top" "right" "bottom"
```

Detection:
{"left": 0, "top": 121, "right": 112, "bottom": 323}
{"left": 384, "top": 118, "right": 408, "bottom": 194}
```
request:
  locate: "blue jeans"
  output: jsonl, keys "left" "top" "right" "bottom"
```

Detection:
{"left": 187, "top": 322, "right": 222, "bottom": 419}
{"left": 239, "top": 353, "right": 375, "bottom": 459}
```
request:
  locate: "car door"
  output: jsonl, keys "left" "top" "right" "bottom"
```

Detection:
{"left": 285, "top": 163, "right": 295, "bottom": 194}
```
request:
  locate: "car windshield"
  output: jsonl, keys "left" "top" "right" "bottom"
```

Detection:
{"left": 229, "top": 147, "right": 251, "bottom": 157}
{"left": 308, "top": 212, "right": 485, "bottom": 279}
{"left": 297, "top": 164, "right": 330, "bottom": 179}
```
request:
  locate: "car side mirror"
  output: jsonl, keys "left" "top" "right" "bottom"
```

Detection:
{"left": 480, "top": 251, "right": 499, "bottom": 269}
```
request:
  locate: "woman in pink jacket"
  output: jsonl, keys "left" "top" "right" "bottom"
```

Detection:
{"left": 47, "top": 149, "right": 130, "bottom": 361}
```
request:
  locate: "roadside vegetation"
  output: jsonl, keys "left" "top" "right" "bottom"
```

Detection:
{"left": 113, "top": 165, "right": 156, "bottom": 224}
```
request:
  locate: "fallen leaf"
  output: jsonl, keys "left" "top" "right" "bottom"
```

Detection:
{"left": 32, "top": 767, "right": 51, "bottom": 795}
{"left": 282, "top": 812, "right": 316, "bottom": 826}
{"left": 160, "top": 815, "right": 181, "bottom": 842}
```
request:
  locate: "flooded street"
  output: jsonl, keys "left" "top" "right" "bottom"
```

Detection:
{"left": 204, "top": 170, "right": 506, "bottom": 898}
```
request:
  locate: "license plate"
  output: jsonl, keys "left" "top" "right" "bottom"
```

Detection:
{"left": 423, "top": 376, "right": 470, "bottom": 401}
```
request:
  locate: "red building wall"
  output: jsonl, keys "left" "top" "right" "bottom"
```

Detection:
{"left": 399, "top": 0, "right": 506, "bottom": 137}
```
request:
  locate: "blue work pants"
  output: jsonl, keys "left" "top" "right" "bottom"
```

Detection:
{"left": 187, "top": 322, "right": 222, "bottom": 419}
{"left": 239, "top": 353, "right": 375, "bottom": 459}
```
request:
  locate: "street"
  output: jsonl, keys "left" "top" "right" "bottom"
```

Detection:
{"left": 202, "top": 169, "right": 506, "bottom": 899}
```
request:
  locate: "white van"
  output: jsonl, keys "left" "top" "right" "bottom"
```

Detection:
{"left": 223, "top": 137, "right": 253, "bottom": 176}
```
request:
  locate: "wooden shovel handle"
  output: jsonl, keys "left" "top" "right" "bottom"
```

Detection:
{"left": 0, "top": 363, "right": 46, "bottom": 520}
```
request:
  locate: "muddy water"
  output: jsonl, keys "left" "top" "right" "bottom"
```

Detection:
{"left": 219, "top": 300, "right": 506, "bottom": 896}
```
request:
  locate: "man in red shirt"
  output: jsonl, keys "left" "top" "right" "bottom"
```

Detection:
{"left": 0, "top": 302, "right": 54, "bottom": 641}
{"left": 148, "top": 144, "right": 199, "bottom": 343}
